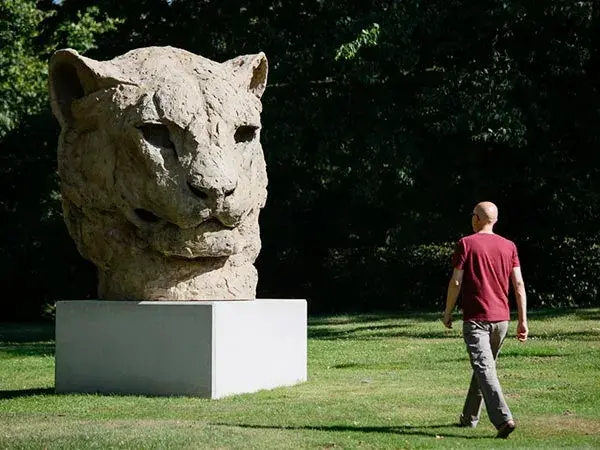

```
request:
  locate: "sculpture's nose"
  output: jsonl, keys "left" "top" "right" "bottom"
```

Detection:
{"left": 187, "top": 179, "right": 236, "bottom": 206}
{"left": 185, "top": 143, "right": 239, "bottom": 213}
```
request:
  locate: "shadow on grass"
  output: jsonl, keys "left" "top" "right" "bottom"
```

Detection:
{"left": 0, "top": 388, "right": 55, "bottom": 400}
{"left": 523, "top": 308, "right": 600, "bottom": 321}
{"left": 308, "top": 323, "right": 416, "bottom": 340}
{"left": 308, "top": 324, "right": 457, "bottom": 341}
{"left": 0, "top": 323, "right": 54, "bottom": 343}
{"left": 308, "top": 308, "right": 600, "bottom": 328}
{"left": 329, "top": 362, "right": 407, "bottom": 370}
{"left": 308, "top": 308, "right": 600, "bottom": 341}
{"left": 529, "top": 329, "right": 600, "bottom": 342}
{"left": 575, "top": 309, "right": 600, "bottom": 321}
{"left": 0, "top": 343, "right": 55, "bottom": 357}
{"left": 500, "top": 351, "right": 564, "bottom": 358}
{"left": 0, "top": 323, "right": 55, "bottom": 357}
{"left": 212, "top": 422, "right": 491, "bottom": 439}
{"left": 309, "top": 312, "right": 440, "bottom": 327}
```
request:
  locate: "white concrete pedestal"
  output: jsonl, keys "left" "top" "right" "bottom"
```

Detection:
{"left": 55, "top": 300, "right": 307, "bottom": 398}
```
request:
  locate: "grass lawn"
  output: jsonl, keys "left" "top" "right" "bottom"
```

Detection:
{"left": 1, "top": 308, "right": 599, "bottom": 449}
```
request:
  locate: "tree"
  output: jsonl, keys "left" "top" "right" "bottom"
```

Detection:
{"left": 0, "top": 0, "right": 122, "bottom": 138}
{"left": 0, "top": 0, "right": 123, "bottom": 319}
{"left": 2, "top": 0, "right": 600, "bottom": 319}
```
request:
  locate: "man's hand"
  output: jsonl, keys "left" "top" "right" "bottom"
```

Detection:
{"left": 443, "top": 268, "right": 463, "bottom": 330}
{"left": 517, "top": 320, "right": 528, "bottom": 342}
{"left": 511, "top": 267, "right": 528, "bottom": 342}
{"left": 442, "top": 311, "right": 453, "bottom": 329}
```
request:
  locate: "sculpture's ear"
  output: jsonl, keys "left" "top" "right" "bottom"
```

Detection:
{"left": 49, "top": 49, "right": 122, "bottom": 126}
{"left": 223, "top": 52, "right": 268, "bottom": 99}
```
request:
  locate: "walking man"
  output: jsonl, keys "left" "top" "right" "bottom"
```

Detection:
{"left": 442, "top": 201, "right": 528, "bottom": 439}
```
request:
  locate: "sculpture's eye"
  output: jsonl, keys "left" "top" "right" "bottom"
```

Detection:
{"left": 234, "top": 125, "right": 259, "bottom": 144}
{"left": 137, "top": 124, "right": 175, "bottom": 151}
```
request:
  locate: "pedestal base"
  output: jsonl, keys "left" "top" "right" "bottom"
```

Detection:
{"left": 55, "top": 300, "right": 307, "bottom": 398}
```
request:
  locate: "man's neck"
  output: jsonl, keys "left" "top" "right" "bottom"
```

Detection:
{"left": 477, "top": 226, "right": 495, "bottom": 234}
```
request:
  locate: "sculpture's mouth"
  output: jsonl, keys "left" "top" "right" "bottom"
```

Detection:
{"left": 167, "top": 253, "right": 229, "bottom": 263}
{"left": 133, "top": 208, "right": 235, "bottom": 230}
{"left": 130, "top": 208, "right": 241, "bottom": 259}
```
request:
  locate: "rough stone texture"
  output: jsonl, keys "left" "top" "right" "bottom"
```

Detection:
{"left": 49, "top": 46, "right": 269, "bottom": 300}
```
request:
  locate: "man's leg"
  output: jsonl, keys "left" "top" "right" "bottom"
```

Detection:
{"left": 462, "top": 321, "right": 512, "bottom": 429}
{"left": 461, "top": 320, "right": 509, "bottom": 426}
{"left": 460, "top": 372, "right": 483, "bottom": 427}
{"left": 490, "top": 321, "right": 511, "bottom": 426}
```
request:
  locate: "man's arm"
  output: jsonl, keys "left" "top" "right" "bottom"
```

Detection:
{"left": 442, "top": 268, "right": 464, "bottom": 329}
{"left": 511, "top": 266, "right": 528, "bottom": 342}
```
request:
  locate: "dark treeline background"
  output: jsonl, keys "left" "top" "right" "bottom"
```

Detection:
{"left": 2, "top": 0, "right": 600, "bottom": 320}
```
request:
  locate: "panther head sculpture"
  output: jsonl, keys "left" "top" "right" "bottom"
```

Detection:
{"left": 49, "top": 46, "right": 268, "bottom": 300}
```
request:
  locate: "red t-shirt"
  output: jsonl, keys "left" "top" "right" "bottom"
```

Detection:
{"left": 452, "top": 233, "right": 520, "bottom": 322}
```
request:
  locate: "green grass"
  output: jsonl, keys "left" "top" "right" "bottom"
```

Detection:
{"left": 1, "top": 309, "right": 599, "bottom": 449}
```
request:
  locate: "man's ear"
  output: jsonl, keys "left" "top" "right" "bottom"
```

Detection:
{"left": 222, "top": 52, "right": 268, "bottom": 99}
{"left": 48, "top": 49, "right": 123, "bottom": 126}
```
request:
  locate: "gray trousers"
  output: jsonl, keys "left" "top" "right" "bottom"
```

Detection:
{"left": 462, "top": 320, "right": 513, "bottom": 429}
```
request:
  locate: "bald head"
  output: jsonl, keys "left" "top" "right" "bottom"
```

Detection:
{"left": 474, "top": 201, "right": 498, "bottom": 225}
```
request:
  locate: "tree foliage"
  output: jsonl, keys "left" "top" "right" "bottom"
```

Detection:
{"left": 0, "top": 0, "right": 51, "bottom": 137}
{"left": 1, "top": 0, "right": 600, "bottom": 319}
{"left": 0, "top": 0, "right": 122, "bottom": 318}
{"left": 0, "top": 0, "right": 121, "bottom": 139}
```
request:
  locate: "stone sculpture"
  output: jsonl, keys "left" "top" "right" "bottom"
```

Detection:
{"left": 49, "top": 46, "right": 268, "bottom": 300}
